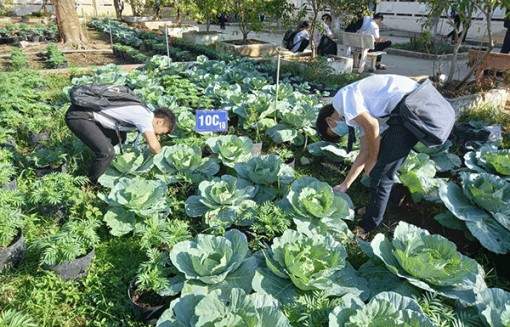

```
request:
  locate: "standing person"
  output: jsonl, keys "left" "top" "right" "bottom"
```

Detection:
{"left": 445, "top": 6, "right": 461, "bottom": 43}
{"left": 315, "top": 13, "right": 337, "bottom": 56}
{"left": 358, "top": 13, "right": 392, "bottom": 70}
{"left": 118, "top": 0, "right": 124, "bottom": 18}
{"left": 290, "top": 21, "right": 310, "bottom": 53}
{"left": 501, "top": 9, "right": 510, "bottom": 54}
{"left": 154, "top": 0, "right": 161, "bottom": 20}
{"left": 219, "top": 12, "right": 227, "bottom": 30}
{"left": 65, "top": 87, "right": 176, "bottom": 184}
{"left": 316, "top": 75, "right": 429, "bottom": 239}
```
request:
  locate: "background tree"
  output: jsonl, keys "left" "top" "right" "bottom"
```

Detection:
{"left": 233, "top": 0, "right": 292, "bottom": 44}
{"left": 127, "top": 0, "right": 146, "bottom": 16}
{"left": 165, "top": 0, "right": 196, "bottom": 25}
{"left": 193, "top": 0, "right": 229, "bottom": 32}
{"left": 423, "top": 0, "right": 510, "bottom": 92}
{"left": 50, "top": 0, "right": 87, "bottom": 48}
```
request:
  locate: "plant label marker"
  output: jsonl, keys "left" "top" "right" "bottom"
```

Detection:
{"left": 195, "top": 110, "right": 228, "bottom": 132}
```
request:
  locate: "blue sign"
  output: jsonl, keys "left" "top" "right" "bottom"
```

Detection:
{"left": 195, "top": 110, "right": 228, "bottom": 132}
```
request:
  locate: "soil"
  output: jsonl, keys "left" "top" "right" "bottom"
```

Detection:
{"left": 226, "top": 39, "right": 270, "bottom": 45}
{"left": 130, "top": 285, "right": 169, "bottom": 308}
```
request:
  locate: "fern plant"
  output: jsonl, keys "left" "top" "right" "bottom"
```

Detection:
{"left": 29, "top": 173, "right": 88, "bottom": 207}
{"left": 0, "top": 308, "right": 37, "bottom": 327}
{"left": 135, "top": 248, "right": 176, "bottom": 295}
{"left": 45, "top": 42, "right": 67, "bottom": 68}
{"left": 283, "top": 291, "right": 342, "bottom": 327}
{"left": 134, "top": 217, "right": 192, "bottom": 251}
{"left": 416, "top": 292, "right": 482, "bottom": 327}
{"left": 31, "top": 218, "right": 100, "bottom": 265}
{"left": 8, "top": 48, "right": 28, "bottom": 71}
{"left": 0, "top": 207, "right": 24, "bottom": 248}
{"left": 250, "top": 201, "right": 293, "bottom": 241}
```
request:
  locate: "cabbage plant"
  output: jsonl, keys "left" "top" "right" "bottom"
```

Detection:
{"left": 205, "top": 135, "right": 253, "bottom": 167}
{"left": 98, "top": 149, "right": 153, "bottom": 188}
{"left": 475, "top": 288, "right": 510, "bottom": 327}
{"left": 254, "top": 229, "right": 368, "bottom": 304}
{"left": 154, "top": 144, "right": 219, "bottom": 185}
{"left": 438, "top": 172, "right": 510, "bottom": 254}
{"left": 169, "top": 230, "right": 258, "bottom": 294}
{"left": 329, "top": 292, "right": 435, "bottom": 327}
{"left": 98, "top": 177, "right": 170, "bottom": 236}
{"left": 234, "top": 154, "right": 294, "bottom": 203}
{"left": 185, "top": 175, "right": 257, "bottom": 229}
{"left": 464, "top": 143, "right": 510, "bottom": 178}
{"left": 366, "top": 221, "right": 486, "bottom": 304}
{"left": 284, "top": 176, "right": 354, "bottom": 240}
{"left": 156, "top": 288, "right": 291, "bottom": 327}
{"left": 307, "top": 141, "right": 358, "bottom": 163}
{"left": 414, "top": 140, "right": 461, "bottom": 172}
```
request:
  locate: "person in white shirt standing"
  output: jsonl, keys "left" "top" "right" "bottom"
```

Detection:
{"left": 315, "top": 75, "right": 423, "bottom": 239}
{"left": 65, "top": 94, "right": 176, "bottom": 184}
{"left": 358, "top": 13, "right": 392, "bottom": 69}
{"left": 290, "top": 21, "right": 311, "bottom": 53}
{"left": 314, "top": 13, "right": 337, "bottom": 56}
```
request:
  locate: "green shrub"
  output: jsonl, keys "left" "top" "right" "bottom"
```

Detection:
{"left": 8, "top": 48, "right": 28, "bottom": 70}
{"left": 45, "top": 43, "right": 67, "bottom": 68}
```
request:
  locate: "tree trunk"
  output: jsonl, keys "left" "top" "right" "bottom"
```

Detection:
{"left": 113, "top": 0, "right": 120, "bottom": 18}
{"left": 40, "top": 0, "right": 49, "bottom": 14}
{"left": 51, "top": 0, "right": 87, "bottom": 48}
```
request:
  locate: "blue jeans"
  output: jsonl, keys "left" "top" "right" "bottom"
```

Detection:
{"left": 358, "top": 112, "right": 419, "bottom": 232}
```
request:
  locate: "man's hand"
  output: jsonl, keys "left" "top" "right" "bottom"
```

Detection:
{"left": 333, "top": 182, "right": 349, "bottom": 193}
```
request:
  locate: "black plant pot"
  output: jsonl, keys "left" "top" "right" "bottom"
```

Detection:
{"left": 252, "top": 142, "right": 263, "bottom": 157}
{"left": 31, "top": 35, "right": 40, "bottom": 42}
{"left": 0, "top": 230, "right": 26, "bottom": 271}
{"left": 44, "top": 248, "right": 95, "bottom": 281}
{"left": 34, "top": 163, "right": 67, "bottom": 177}
{"left": 28, "top": 131, "right": 50, "bottom": 148}
{"left": 285, "top": 157, "right": 296, "bottom": 169}
{"left": 128, "top": 280, "right": 171, "bottom": 325}
{"left": 55, "top": 61, "right": 68, "bottom": 69}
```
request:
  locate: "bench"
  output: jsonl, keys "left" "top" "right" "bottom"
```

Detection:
{"left": 468, "top": 48, "right": 510, "bottom": 81}
{"left": 340, "top": 32, "right": 386, "bottom": 73}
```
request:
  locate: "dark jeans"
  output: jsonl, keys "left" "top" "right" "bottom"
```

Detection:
{"left": 370, "top": 40, "right": 392, "bottom": 63}
{"left": 65, "top": 108, "right": 126, "bottom": 183}
{"left": 501, "top": 28, "right": 510, "bottom": 54}
{"left": 295, "top": 39, "right": 309, "bottom": 52}
{"left": 318, "top": 35, "right": 338, "bottom": 56}
{"left": 358, "top": 111, "right": 419, "bottom": 232}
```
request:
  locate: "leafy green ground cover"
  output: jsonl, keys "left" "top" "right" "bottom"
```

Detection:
{"left": 0, "top": 56, "right": 509, "bottom": 326}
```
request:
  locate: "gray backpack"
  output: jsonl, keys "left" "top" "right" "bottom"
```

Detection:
{"left": 398, "top": 79, "right": 455, "bottom": 147}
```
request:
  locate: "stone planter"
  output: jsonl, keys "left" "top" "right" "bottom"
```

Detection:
{"left": 140, "top": 20, "right": 172, "bottom": 31}
{"left": 123, "top": 16, "right": 153, "bottom": 24}
{"left": 446, "top": 88, "right": 508, "bottom": 117}
{"left": 216, "top": 39, "right": 277, "bottom": 58}
{"left": 182, "top": 31, "right": 227, "bottom": 46}
{"left": 159, "top": 24, "right": 199, "bottom": 38}
{"left": 326, "top": 56, "right": 353, "bottom": 74}
{"left": 386, "top": 48, "right": 469, "bottom": 60}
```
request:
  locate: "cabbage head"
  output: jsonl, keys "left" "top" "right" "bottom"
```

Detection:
{"left": 234, "top": 154, "right": 294, "bottom": 203}
{"left": 154, "top": 144, "right": 219, "bottom": 184}
{"left": 185, "top": 175, "right": 257, "bottom": 228}
{"left": 169, "top": 229, "right": 256, "bottom": 289}
{"left": 205, "top": 135, "right": 253, "bottom": 167}
{"left": 367, "top": 221, "right": 486, "bottom": 304}
{"left": 156, "top": 288, "right": 291, "bottom": 327}
{"left": 439, "top": 172, "right": 510, "bottom": 254}
{"left": 329, "top": 292, "right": 435, "bottom": 327}
{"left": 476, "top": 288, "right": 510, "bottom": 327}
{"left": 260, "top": 229, "right": 367, "bottom": 299}
{"left": 464, "top": 143, "right": 510, "bottom": 178}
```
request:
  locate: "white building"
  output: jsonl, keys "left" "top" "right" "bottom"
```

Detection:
{"left": 4, "top": 1, "right": 133, "bottom": 17}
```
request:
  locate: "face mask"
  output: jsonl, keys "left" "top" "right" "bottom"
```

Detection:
{"left": 331, "top": 121, "right": 350, "bottom": 136}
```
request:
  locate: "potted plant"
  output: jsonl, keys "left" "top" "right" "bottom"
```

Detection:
{"left": 31, "top": 218, "right": 100, "bottom": 281}
{"left": 0, "top": 207, "right": 25, "bottom": 271}
{"left": 28, "top": 147, "right": 68, "bottom": 176}
{"left": 45, "top": 42, "right": 68, "bottom": 69}
{"left": 128, "top": 248, "right": 182, "bottom": 324}
{"left": 24, "top": 116, "right": 54, "bottom": 148}
{"left": 8, "top": 48, "right": 28, "bottom": 71}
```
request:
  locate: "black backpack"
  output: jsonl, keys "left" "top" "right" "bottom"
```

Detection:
{"left": 70, "top": 84, "right": 145, "bottom": 111}
{"left": 345, "top": 16, "right": 364, "bottom": 33}
{"left": 397, "top": 79, "right": 455, "bottom": 147}
{"left": 282, "top": 28, "right": 298, "bottom": 50}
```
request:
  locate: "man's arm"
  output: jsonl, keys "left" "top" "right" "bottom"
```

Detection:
{"left": 353, "top": 112, "right": 380, "bottom": 176}
{"left": 143, "top": 131, "right": 162, "bottom": 154}
{"left": 333, "top": 136, "right": 369, "bottom": 192}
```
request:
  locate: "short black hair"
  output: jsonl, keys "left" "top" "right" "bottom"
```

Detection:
{"left": 374, "top": 13, "right": 384, "bottom": 21}
{"left": 316, "top": 104, "right": 341, "bottom": 142}
{"left": 298, "top": 21, "right": 309, "bottom": 30}
{"left": 322, "top": 13, "right": 332, "bottom": 21}
{"left": 154, "top": 108, "right": 177, "bottom": 134}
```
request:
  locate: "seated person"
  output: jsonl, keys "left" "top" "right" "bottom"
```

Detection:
{"left": 314, "top": 13, "right": 337, "bottom": 56}
{"left": 358, "top": 13, "right": 392, "bottom": 69}
{"left": 290, "top": 21, "right": 310, "bottom": 53}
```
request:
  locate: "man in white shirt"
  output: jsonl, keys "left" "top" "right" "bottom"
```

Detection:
{"left": 65, "top": 99, "right": 176, "bottom": 184}
{"left": 358, "top": 13, "right": 392, "bottom": 69}
{"left": 314, "top": 13, "right": 337, "bottom": 56}
{"left": 316, "top": 75, "right": 422, "bottom": 239}
{"left": 290, "top": 21, "right": 310, "bottom": 53}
